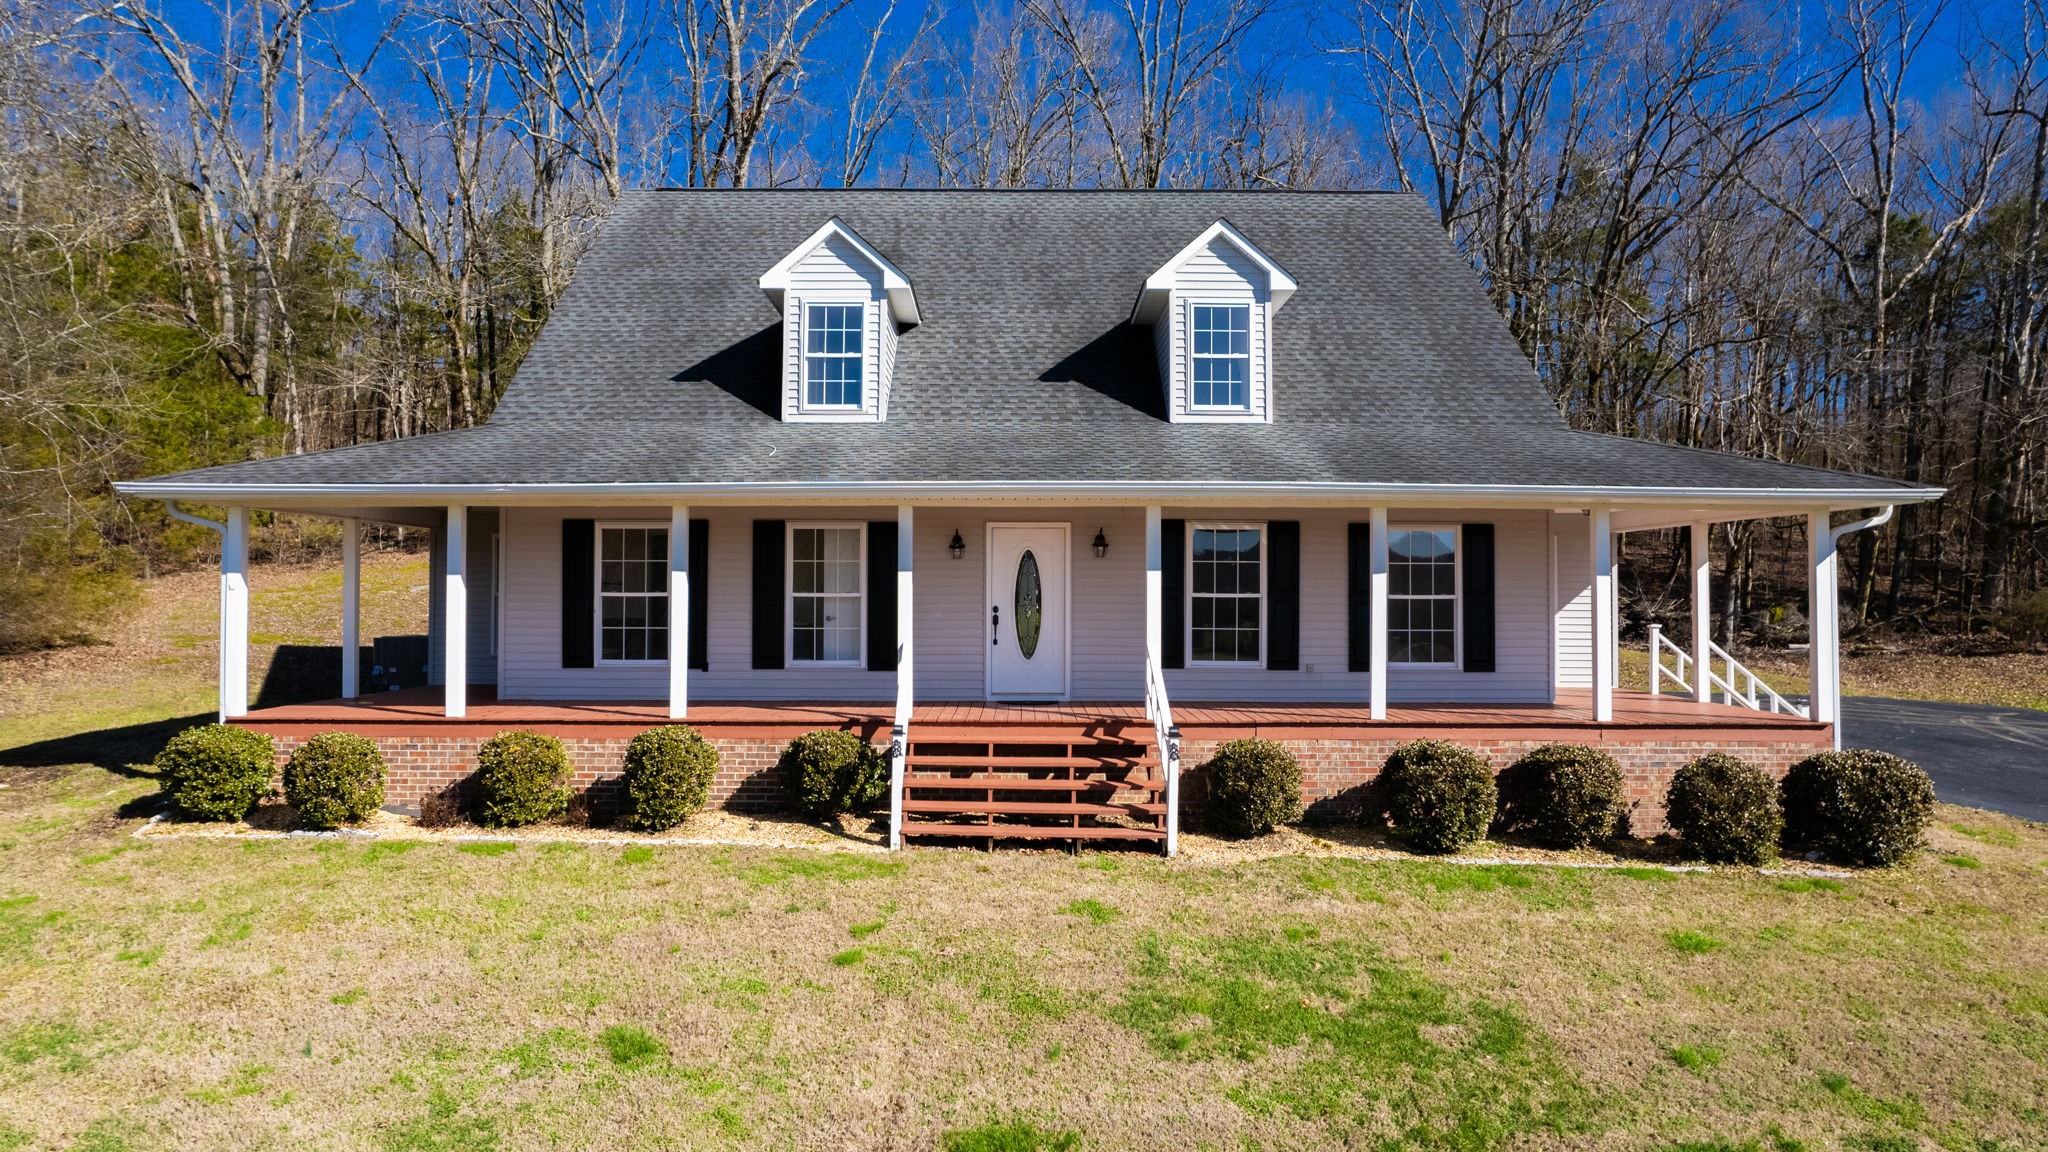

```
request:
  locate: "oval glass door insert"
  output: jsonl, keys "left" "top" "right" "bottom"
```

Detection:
{"left": 1014, "top": 550, "right": 1043, "bottom": 659}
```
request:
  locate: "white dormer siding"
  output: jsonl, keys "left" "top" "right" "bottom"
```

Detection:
{"left": 781, "top": 236, "right": 887, "bottom": 421}
{"left": 759, "top": 219, "right": 920, "bottom": 424}
{"left": 1133, "top": 221, "right": 1296, "bottom": 425}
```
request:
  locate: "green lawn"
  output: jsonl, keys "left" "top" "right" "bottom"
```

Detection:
{"left": 0, "top": 561, "right": 2045, "bottom": 1149}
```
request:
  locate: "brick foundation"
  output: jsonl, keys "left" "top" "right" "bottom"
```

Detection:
{"left": 261, "top": 730, "right": 797, "bottom": 814}
{"left": 246, "top": 715, "right": 1826, "bottom": 836}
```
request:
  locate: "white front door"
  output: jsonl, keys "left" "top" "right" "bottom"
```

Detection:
{"left": 986, "top": 523, "right": 1069, "bottom": 698}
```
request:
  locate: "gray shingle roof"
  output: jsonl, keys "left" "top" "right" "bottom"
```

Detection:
{"left": 127, "top": 189, "right": 1932, "bottom": 497}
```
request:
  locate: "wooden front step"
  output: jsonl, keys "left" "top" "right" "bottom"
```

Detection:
{"left": 900, "top": 823, "right": 1167, "bottom": 842}
{"left": 901, "top": 798, "right": 1165, "bottom": 817}
{"left": 907, "top": 753, "right": 1156, "bottom": 770}
{"left": 905, "top": 774, "right": 1165, "bottom": 793}
{"left": 899, "top": 730, "right": 1170, "bottom": 851}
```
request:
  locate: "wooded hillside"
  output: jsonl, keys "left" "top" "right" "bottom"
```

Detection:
{"left": 4, "top": 0, "right": 2045, "bottom": 651}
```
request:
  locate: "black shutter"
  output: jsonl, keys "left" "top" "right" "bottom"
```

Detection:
{"left": 1462, "top": 523, "right": 1496, "bottom": 673}
{"left": 1347, "top": 522, "right": 1370, "bottom": 672}
{"left": 751, "top": 520, "right": 785, "bottom": 669}
{"left": 1162, "top": 519, "right": 1185, "bottom": 669}
{"left": 867, "top": 521, "right": 898, "bottom": 671}
{"left": 1267, "top": 521, "right": 1301, "bottom": 670}
{"left": 563, "top": 519, "right": 594, "bottom": 669}
{"left": 688, "top": 518, "right": 710, "bottom": 671}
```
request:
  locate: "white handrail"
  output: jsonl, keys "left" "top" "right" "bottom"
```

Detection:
{"left": 887, "top": 648, "right": 911, "bottom": 851}
{"left": 1143, "top": 652, "right": 1180, "bottom": 857}
{"left": 1648, "top": 623, "right": 1808, "bottom": 718}
{"left": 1646, "top": 624, "right": 1692, "bottom": 696}
{"left": 1706, "top": 640, "right": 1808, "bottom": 717}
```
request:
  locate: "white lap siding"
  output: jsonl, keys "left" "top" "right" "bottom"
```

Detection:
{"left": 1159, "top": 507, "right": 1552, "bottom": 704}
{"left": 427, "top": 508, "right": 500, "bottom": 687}
{"left": 1551, "top": 511, "right": 1594, "bottom": 690}
{"left": 499, "top": 506, "right": 896, "bottom": 702}
{"left": 492, "top": 505, "right": 1557, "bottom": 704}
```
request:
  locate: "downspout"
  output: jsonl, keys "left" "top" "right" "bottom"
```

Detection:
{"left": 1824, "top": 506, "right": 1895, "bottom": 749}
{"left": 164, "top": 501, "right": 232, "bottom": 723}
{"left": 164, "top": 500, "right": 226, "bottom": 536}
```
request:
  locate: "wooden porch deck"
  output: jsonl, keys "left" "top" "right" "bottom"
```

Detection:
{"left": 233, "top": 686, "right": 1826, "bottom": 742}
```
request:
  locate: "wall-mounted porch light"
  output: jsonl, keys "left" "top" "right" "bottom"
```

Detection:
{"left": 1092, "top": 528, "right": 1109, "bottom": 558}
{"left": 949, "top": 529, "right": 966, "bottom": 560}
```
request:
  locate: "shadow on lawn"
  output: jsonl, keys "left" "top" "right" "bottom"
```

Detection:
{"left": 0, "top": 712, "right": 209, "bottom": 783}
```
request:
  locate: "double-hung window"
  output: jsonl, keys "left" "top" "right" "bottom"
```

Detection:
{"left": 1389, "top": 528, "right": 1458, "bottom": 665}
{"left": 598, "top": 524, "right": 669, "bottom": 662}
{"left": 804, "top": 303, "right": 864, "bottom": 409}
{"left": 1189, "top": 524, "right": 1263, "bottom": 664}
{"left": 1190, "top": 303, "right": 1251, "bottom": 409}
{"left": 790, "top": 523, "right": 864, "bottom": 664}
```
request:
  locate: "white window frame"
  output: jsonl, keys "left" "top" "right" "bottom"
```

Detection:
{"left": 1187, "top": 300, "right": 1255, "bottom": 412}
{"left": 594, "top": 520, "right": 671, "bottom": 666}
{"left": 1388, "top": 524, "right": 1462, "bottom": 670}
{"left": 787, "top": 521, "right": 867, "bottom": 667}
{"left": 1186, "top": 520, "right": 1267, "bottom": 669}
{"left": 800, "top": 300, "right": 868, "bottom": 413}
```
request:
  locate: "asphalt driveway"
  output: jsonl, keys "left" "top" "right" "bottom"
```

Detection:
{"left": 1842, "top": 697, "right": 2048, "bottom": 824}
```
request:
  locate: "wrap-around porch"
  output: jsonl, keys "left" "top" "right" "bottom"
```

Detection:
{"left": 199, "top": 498, "right": 1868, "bottom": 852}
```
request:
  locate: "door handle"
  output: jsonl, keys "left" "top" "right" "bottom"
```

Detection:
{"left": 991, "top": 605, "right": 999, "bottom": 646}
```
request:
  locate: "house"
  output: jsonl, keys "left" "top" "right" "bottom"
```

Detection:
{"left": 116, "top": 190, "right": 1940, "bottom": 852}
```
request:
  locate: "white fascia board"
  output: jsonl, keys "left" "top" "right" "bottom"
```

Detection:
{"left": 115, "top": 478, "right": 1944, "bottom": 513}
{"left": 1130, "top": 218, "right": 1299, "bottom": 325}
{"left": 758, "top": 217, "right": 921, "bottom": 325}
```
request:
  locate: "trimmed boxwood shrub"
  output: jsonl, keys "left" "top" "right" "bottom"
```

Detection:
{"left": 474, "top": 730, "right": 573, "bottom": 828}
{"left": 780, "top": 729, "right": 889, "bottom": 817}
{"left": 1663, "top": 753, "right": 1781, "bottom": 865}
{"left": 282, "top": 731, "right": 386, "bottom": 829}
{"left": 1780, "top": 749, "right": 1934, "bottom": 866}
{"left": 1501, "top": 743, "right": 1626, "bottom": 848}
{"left": 1203, "top": 738, "right": 1303, "bottom": 838}
{"left": 1377, "top": 739, "right": 1497, "bottom": 854}
{"left": 155, "top": 724, "right": 276, "bottom": 821}
{"left": 622, "top": 725, "right": 720, "bottom": 831}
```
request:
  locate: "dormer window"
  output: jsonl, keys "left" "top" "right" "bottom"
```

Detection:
{"left": 1191, "top": 304, "right": 1252, "bottom": 409}
{"left": 760, "top": 218, "right": 918, "bottom": 423}
{"left": 1132, "top": 220, "right": 1296, "bottom": 424}
{"left": 804, "top": 303, "right": 865, "bottom": 409}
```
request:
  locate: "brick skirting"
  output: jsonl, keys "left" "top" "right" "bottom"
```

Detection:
{"left": 244, "top": 715, "right": 1828, "bottom": 836}
{"left": 258, "top": 729, "right": 801, "bottom": 813}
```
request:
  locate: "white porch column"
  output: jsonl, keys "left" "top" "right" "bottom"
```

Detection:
{"left": 668, "top": 504, "right": 690, "bottom": 719}
{"left": 341, "top": 518, "right": 361, "bottom": 700}
{"left": 1609, "top": 531, "right": 1623, "bottom": 691}
{"left": 1368, "top": 506, "right": 1389, "bottom": 721}
{"left": 1144, "top": 506, "right": 1163, "bottom": 673}
{"left": 1808, "top": 510, "right": 1839, "bottom": 735}
{"left": 444, "top": 504, "right": 468, "bottom": 718}
{"left": 1689, "top": 522, "right": 1711, "bottom": 704}
{"left": 896, "top": 504, "right": 915, "bottom": 706}
{"left": 220, "top": 505, "right": 250, "bottom": 721}
{"left": 1590, "top": 507, "right": 1614, "bottom": 722}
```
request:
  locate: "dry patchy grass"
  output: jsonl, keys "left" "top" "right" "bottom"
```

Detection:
{"left": 1, "top": 755, "right": 2044, "bottom": 1150}
{"left": 0, "top": 552, "right": 429, "bottom": 752}
{"left": 1, "top": 559, "right": 2045, "bottom": 1149}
